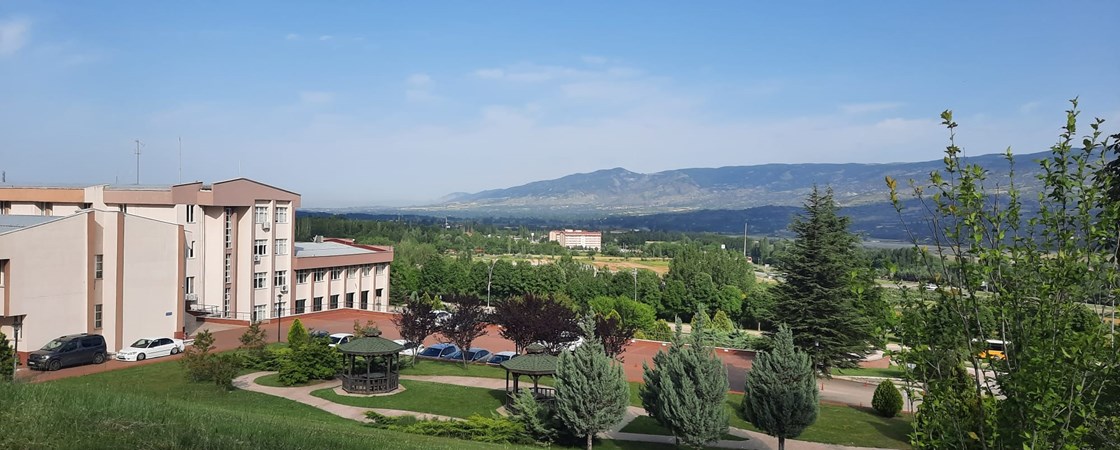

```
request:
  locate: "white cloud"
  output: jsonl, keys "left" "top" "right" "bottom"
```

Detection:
{"left": 473, "top": 63, "right": 597, "bottom": 83}
{"left": 318, "top": 35, "right": 333, "bottom": 41}
{"left": 0, "top": 17, "right": 31, "bottom": 56}
{"left": 285, "top": 33, "right": 301, "bottom": 41}
{"left": 299, "top": 91, "right": 334, "bottom": 104}
{"left": 407, "top": 73, "right": 432, "bottom": 87}
{"left": 1019, "top": 101, "right": 1041, "bottom": 114}
{"left": 840, "top": 102, "right": 904, "bottom": 115}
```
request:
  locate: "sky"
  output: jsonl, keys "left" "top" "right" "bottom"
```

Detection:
{"left": 1, "top": 2, "right": 1118, "bottom": 207}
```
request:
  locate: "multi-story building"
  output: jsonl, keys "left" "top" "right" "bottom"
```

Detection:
{"left": 548, "top": 229, "right": 603, "bottom": 250}
{"left": 0, "top": 178, "right": 392, "bottom": 362}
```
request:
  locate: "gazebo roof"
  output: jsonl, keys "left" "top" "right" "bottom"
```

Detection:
{"left": 501, "top": 344, "right": 558, "bottom": 375}
{"left": 337, "top": 333, "right": 404, "bottom": 356}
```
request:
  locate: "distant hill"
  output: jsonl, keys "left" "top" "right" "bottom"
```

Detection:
{"left": 416, "top": 151, "right": 1050, "bottom": 216}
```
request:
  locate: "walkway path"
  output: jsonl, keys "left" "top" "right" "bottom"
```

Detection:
{"left": 233, "top": 371, "right": 458, "bottom": 422}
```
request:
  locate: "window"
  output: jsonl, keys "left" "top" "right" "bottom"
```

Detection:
{"left": 360, "top": 291, "right": 369, "bottom": 309}
{"left": 223, "top": 288, "right": 231, "bottom": 318}
{"left": 376, "top": 288, "right": 383, "bottom": 300}
{"left": 297, "top": 271, "right": 308, "bottom": 284}
{"left": 274, "top": 270, "right": 287, "bottom": 287}
{"left": 224, "top": 208, "right": 233, "bottom": 249}
{"left": 276, "top": 206, "right": 288, "bottom": 224}
{"left": 329, "top": 294, "right": 339, "bottom": 309}
{"left": 331, "top": 268, "right": 342, "bottom": 280}
{"left": 254, "top": 239, "right": 267, "bottom": 256}
{"left": 362, "top": 265, "right": 372, "bottom": 277}
{"left": 254, "top": 206, "right": 268, "bottom": 224}
{"left": 313, "top": 297, "right": 323, "bottom": 312}
{"left": 345, "top": 293, "right": 355, "bottom": 308}
{"left": 314, "top": 269, "right": 325, "bottom": 282}
{"left": 94, "top": 254, "right": 104, "bottom": 279}
{"left": 224, "top": 254, "right": 232, "bottom": 283}
{"left": 295, "top": 299, "right": 306, "bottom": 314}
{"left": 120, "top": 204, "right": 128, "bottom": 214}
{"left": 274, "top": 302, "right": 284, "bottom": 318}
{"left": 275, "top": 239, "right": 288, "bottom": 256}
{"left": 186, "top": 241, "right": 195, "bottom": 259}
{"left": 0, "top": 201, "right": 8, "bottom": 214}
{"left": 186, "top": 204, "right": 196, "bottom": 223}
{"left": 253, "top": 272, "right": 266, "bottom": 289}
{"left": 347, "top": 267, "right": 356, "bottom": 279}
{"left": 94, "top": 304, "right": 103, "bottom": 329}
{"left": 0, "top": 260, "right": 6, "bottom": 287}
{"left": 185, "top": 276, "right": 195, "bottom": 295}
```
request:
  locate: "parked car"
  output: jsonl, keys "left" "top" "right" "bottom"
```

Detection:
{"left": 534, "top": 331, "right": 585, "bottom": 354}
{"left": 445, "top": 347, "right": 491, "bottom": 362}
{"left": 328, "top": 333, "right": 354, "bottom": 348}
{"left": 487, "top": 351, "right": 517, "bottom": 365}
{"left": 116, "top": 337, "right": 185, "bottom": 362}
{"left": 418, "top": 343, "right": 459, "bottom": 358}
{"left": 431, "top": 310, "right": 452, "bottom": 326}
{"left": 392, "top": 339, "right": 426, "bottom": 356}
{"left": 27, "top": 334, "right": 107, "bottom": 371}
{"left": 309, "top": 329, "right": 331, "bottom": 340}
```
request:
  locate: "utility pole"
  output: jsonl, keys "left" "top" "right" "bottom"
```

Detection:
{"left": 743, "top": 222, "right": 748, "bottom": 258}
{"left": 133, "top": 139, "right": 143, "bottom": 185}
{"left": 632, "top": 268, "right": 638, "bottom": 301}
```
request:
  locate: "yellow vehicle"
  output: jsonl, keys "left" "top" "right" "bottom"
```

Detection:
{"left": 978, "top": 339, "right": 1009, "bottom": 360}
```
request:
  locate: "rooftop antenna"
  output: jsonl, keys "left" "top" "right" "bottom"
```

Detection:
{"left": 133, "top": 139, "right": 144, "bottom": 185}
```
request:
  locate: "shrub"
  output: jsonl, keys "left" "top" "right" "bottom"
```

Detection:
{"left": 0, "top": 331, "right": 14, "bottom": 382}
{"left": 287, "top": 319, "right": 309, "bottom": 349}
{"left": 711, "top": 310, "right": 735, "bottom": 333}
{"left": 277, "top": 338, "right": 341, "bottom": 386}
{"left": 353, "top": 320, "right": 380, "bottom": 337}
{"left": 181, "top": 330, "right": 215, "bottom": 382}
{"left": 210, "top": 353, "right": 243, "bottom": 390}
{"left": 872, "top": 379, "right": 903, "bottom": 418}
{"left": 394, "top": 415, "right": 532, "bottom": 444}
{"left": 509, "top": 389, "right": 557, "bottom": 442}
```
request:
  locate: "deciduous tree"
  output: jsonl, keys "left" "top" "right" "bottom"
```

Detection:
{"left": 391, "top": 296, "right": 440, "bottom": 365}
{"left": 439, "top": 295, "right": 489, "bottom": 367}
{"left": 492, "top": 294, "right": 579, "bottom": 353}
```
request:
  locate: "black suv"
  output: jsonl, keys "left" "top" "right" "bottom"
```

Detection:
{"left": 27, "top": 334, "right": 108, "bottom": 371}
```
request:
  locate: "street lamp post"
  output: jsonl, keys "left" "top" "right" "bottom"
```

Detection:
{"left": 276, "top": 293, "right": 283, "bottom": 343}
{"left": 632, "top": 268, "right": 638, "bottom": 301}
{"left": 486, "top": 259, "right": 497, "bottom": 309}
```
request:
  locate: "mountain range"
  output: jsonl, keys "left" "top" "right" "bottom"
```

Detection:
{"left": 397, "top": 150, "right": 1049, "bottom": 217}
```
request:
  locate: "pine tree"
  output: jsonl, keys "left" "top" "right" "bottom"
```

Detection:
{"left": 711, "top": 310, "right": 735, "bottom": 333}
{"left": 640, "top": 315, "right": 730, "bottom": 448}
{"left": 287, "top": 318, "right": 309, "bottom": 349}
{"left": 772, "top": 186, "right": 880, "bottom": 374}
{"left": 0, "top": 331, "right": 14, "bottom": 382}
{"left": 743, "top": 325, "right": 818, "bottom": 450}
{"left": 554, "top": 320, "right": 630, "bottom": 450}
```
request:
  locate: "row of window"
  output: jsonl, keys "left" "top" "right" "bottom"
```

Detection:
{"left": 292, "top": 291, "right": 374, "bottom": 314}
{"left": 293, "top": 265, "right": 381, "bottom": 284}
{"left": 254, "top": 206, "right": 289, "bottom": 225}
{"left": 253, "top": 239, "right": 288, "bottom": 256}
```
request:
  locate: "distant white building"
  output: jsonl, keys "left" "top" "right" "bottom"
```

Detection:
{"left": 548, "top": 229, "right": 602, "bottom": 250}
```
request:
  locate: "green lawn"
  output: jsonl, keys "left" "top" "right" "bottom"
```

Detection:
{"left": 629, "top": 381, "right": 643, "bottom": 407}
{"left": 620, "top": 416, "right": 748, "bottom": 441}
{"left": 312, "top": 380, "right": 505, "bottom": 418}
{"left": 401, "top": 358, "right": 556, "bottom": 385}
{"left": 835, "top": 365, "right": 906, "bottom": 378}
{"left": 727, "top": 392, "right": 914, "bottom": 449}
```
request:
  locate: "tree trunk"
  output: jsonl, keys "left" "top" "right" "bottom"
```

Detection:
{"left": 778, "top": 436, "right": 785, "bottom": 450}
{"left": 586, "top": 432, "right": 593, "bottom": 450}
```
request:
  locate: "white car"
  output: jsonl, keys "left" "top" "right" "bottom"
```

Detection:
{"left": 392, "top": 339, "right": 426, "bottom": 356}
{"left": 328, "top": 333, "right": 354, "bottom": 348}
{"left": 116, "top": 337, "right": 185, "bottom": 362}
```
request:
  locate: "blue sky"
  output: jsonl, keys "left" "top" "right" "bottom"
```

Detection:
{"left": 1, "top": 2, "right": 1118, "bottom": 207}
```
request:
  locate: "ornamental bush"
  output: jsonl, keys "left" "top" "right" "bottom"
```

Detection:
{"left": 872, "top": 379, "right": 903, "bottom": 418}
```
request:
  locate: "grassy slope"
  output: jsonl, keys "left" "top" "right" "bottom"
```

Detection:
{"left": 834, "top": 366, "right": 906, "bottom": 378}
{"left": 727, "top": 393, "right": 914, "bottom": 449}
{"left": 312, "top": 380, "right": 505, "bottom": 418}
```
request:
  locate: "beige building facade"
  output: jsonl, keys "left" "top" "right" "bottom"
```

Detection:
{"left": 548, "top": 229, "right": 603, "bottom": 250}
{"left": 0, "top": 179, "right": 392, "bottom": 363}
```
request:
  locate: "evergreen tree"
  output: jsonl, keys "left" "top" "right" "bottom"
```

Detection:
{"left": 554, "top": 320, "right": 630, "bottom": 450}
{"left": 742, "top": 325, "right": 818, "bottom": 450}
{"left": 711, "top": 310, "right": 735, "bottom": 333}
{"left": 0, "top": 331, "right": 14, "bottom": 382}
{"left": 640, "top": 315, "right": 730, "bottom": 448}
{"left": 286, "top": 318, "right": 309, "bottom": 349}
{"left": 871, "top": 379, "right": 903, "bottom": 418}
{"left": 772, "top": 186, "right": 880, "bottom": 374}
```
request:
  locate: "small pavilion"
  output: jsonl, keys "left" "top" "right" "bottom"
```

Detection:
{"left": 500, "top": 343, "right": 558, "bottom": 405}
{"left": 336, "top": 330, "right": 405, "bottom": 395}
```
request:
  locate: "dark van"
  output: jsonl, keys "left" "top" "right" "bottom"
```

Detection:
{"left": 27, "top": 334, "right": 108, "bottom": 371}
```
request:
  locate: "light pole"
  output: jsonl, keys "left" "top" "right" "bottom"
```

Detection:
{"left": 486, "top": 259, "right": 497, "bottom": 309}
{"left": 276, "top": 293, "right": 283, "bottom": 343}
{"left": 632, "top": 268, "right": 638, "bottom": 301}
{"left": 12, "top": 316, "right": 22, "bottom": 373}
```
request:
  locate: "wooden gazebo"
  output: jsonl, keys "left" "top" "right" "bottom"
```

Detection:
{"left": 336, "top": 330, "right": 405, "bottom": 394}
{"left": 500, "top": 343, "right": 558, "bottom": 405}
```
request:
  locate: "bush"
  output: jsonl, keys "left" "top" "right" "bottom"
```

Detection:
{"left": 210, "top": 353, "right": 243, "bottom": 390}
{"left": 395, "top": 415, "right": 532, "bottom": 444}
{"left": 509, "top": 388, "right": 558, "bottom": 442}
{"left": 277, "top": 338, "right": 341, "bottom": 386}
{"left": 181, "top": 330, "right": 215, "bottom": 382}
{"left": 287, "top": 319, "right": 309, "bottom": 349}
{"left": 711, "top": 310, "right": 735, "bottom": 333}
{"left": 0, "top": 331, "right": 15, "bottom": 382}
{"left": 872, "top": 380, "right": 903, "bottom": 417}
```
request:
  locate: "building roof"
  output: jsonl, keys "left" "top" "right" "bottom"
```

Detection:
{"left": 337, "top": 335, "right": 405, "bottom": 356}
{"left": 0, "top": 215, "right": 65, "bottom": 235}
{"left": 294, "top": 241, "right": 381, "bottom": 258}
{"left": 500, "top": 344, "right": 559, "bottom": 375}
